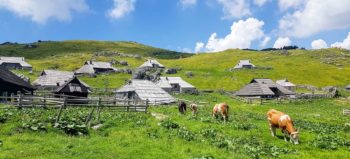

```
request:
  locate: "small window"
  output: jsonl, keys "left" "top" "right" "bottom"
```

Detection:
{"left": 69, "top": 83, "right": 82, "bottom": 92}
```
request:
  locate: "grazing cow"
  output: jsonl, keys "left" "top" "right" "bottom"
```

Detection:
{"left": 267, "top": 109, "right": 299, "bottom": 144}
{"left": 212, "top": 103, "right": 229, "bottom": 122}
{"left": 178, "top": 101, "right": 187, "bottom": 114}
{"left": 190, "top": 103, "right": 198, "bottom": 115}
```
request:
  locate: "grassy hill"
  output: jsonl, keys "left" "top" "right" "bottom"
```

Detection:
{"left": 0, "top": 40, "right": 192, "bottom": 59}
{"left": 160, "top": 48, "right": 350, "bottom": 90}
{"left": 1, "top": 41, "right": 350, "bottom": 159}
{"left": 2, "top": 41, "right": 350, "bottom": 90}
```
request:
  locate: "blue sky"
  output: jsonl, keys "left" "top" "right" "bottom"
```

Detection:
{"left": 0, "top": 0, "right": 350, "bottom": 53}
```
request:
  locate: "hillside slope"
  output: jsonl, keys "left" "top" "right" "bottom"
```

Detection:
{"left": 1, "top": 41, "right": 349, "bottom": 90}
{"left": 0, "top": 40, "right": 191, "bottom": 59}
{"left": 160, "top": 48, "right": 350, "bottom": 90}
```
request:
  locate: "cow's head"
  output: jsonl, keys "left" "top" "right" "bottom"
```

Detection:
{"left": 290, "top": 130, "right": 299, "bottom": 144}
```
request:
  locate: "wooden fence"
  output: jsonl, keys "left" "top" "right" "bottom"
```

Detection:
{"left": 0, "top": 95, "right": 149, "bottom": 112}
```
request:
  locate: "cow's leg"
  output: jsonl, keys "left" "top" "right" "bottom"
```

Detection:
{"left": 270, "top": 125, "right": 276, "bottom": 137}
{"left": 282, "top": 130, "right": 288, "bottom": 142}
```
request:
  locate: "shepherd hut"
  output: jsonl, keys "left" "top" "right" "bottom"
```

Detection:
{"left": 345, "top": 85, "right": 350, "bottom": 91}
{"left": 235, "top": 78, "right": 295, "bottom": 98}
{"left": 115, "top": 80, "right": 175, "bottom": 105}
{"left": 233, "top": 60, "right": 256, "bottom": 69}
{"left": 54, "top": 77, "right": 90, "bottom": 99}
{"left": 156, "top": 77, "right": 196, "bottom": 93}
{"left": 0, "top": 67, "right": 35, "bottom": 96}
{"left": 0, "top": 56, "right": 32, "bottom": 70}
{"left": 276, "top": 79, "right": 296, "bottom": 91}
{"left": 139, "top": 59, "right": 165, "bottom": 69}
{"left": 32, "top": 70, "right": 75, "bottom": 90}
{"left": 75, "top": 61, "right": 118, "bottom": 75}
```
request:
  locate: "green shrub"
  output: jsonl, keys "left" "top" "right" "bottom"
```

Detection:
{"left": 160, "top": 120, "right": 180, "bottom": 129}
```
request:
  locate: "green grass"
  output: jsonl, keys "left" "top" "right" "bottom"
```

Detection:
{"left": 0, "top": 40, "right": 192, "bottom": 59}
{"left": 160, "top": 48, "right": 350, "bottom": 90}
{"left": 1, "top": 94, "right": 350, "bottom": 159}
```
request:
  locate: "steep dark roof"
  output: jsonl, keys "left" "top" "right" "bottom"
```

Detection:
{"left": 55, "top": 77, "right": 89, "bottom": 93}
{"left": 0, "top": 66, "right": 35, "bottom": 90}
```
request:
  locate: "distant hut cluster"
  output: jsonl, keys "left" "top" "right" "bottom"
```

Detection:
{"left": 156, "top": 77, "right": 196, "bottom": 93}
{"left": 235, "top": 78, "right": 295, "bottom": 98}
{"left": 115, "top": 80, "right": 175, "bottom": 105}
{"left": 75, "top": 60, "right": 118, "bottom": 75}
{"left": 0, "top": 67, "right": 35, "bottom": 96}
{"left": 0, "top": 56, "right": 32, "bottom": 70}
{"left": 233, "top": 60, "right": 256, "bottom": 69}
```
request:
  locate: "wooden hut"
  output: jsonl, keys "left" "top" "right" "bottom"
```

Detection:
{"left": 139, "top": 59, "right": 165, "bottom": 69}
{"left": 75, "top": 61, "right": 118, "bottom": 75}
{"left": 276, "top": 79, "right": 296, "bottom": 91}
{"left": 345, "top": 85, "right": 350, "bottom": 91}
{"left": 32, "top": 70, "right": 75, "bottom": 90}
{"left": 156, "top": 77, "right": 196, "bottom": 93}
{"left": 54, "top": 77, "right": 90, "bottom": 99}
{"left": 235, "top": 78, "right": 295, "bottom": 98}
{"left": 0, "top": 56, "right": 32, "bottom": 70}
{"left": 0, "top": 67, "right": 35, "bottom": 96}
{"left": 233, "top": 60, "right": 256, "bottom": 69}
{"left": 115, "top": 80, "right": 175, "bottom": 105}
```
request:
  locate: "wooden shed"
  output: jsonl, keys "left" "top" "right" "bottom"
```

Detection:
{"left": 0, "top": 67, "right": 35, "bottom": 96}
{"left": 54, "top": 77, "right": 90, "bottom": 98}
{"left": 155, "top": 77, "right": 196, "bottom": 93}
{"left": 235, "top": 78, "right": 295, "bottom": 98}
{"left": 75, "top": 61, "right": 117, "bottom": 75}
{"left": 233, "top": 60, "right": 256, "bottom": 69}
{"left": 139, "top": 59, "right": 165, "bottom": 69}
{"left": 276, "top": 79, "right": 296, "bottom": 91}
{"left": 0, "top": 56, "right": 32, "bottom": 70}
{"left": 115, "top": 80, "right": 175, "bottom": 105}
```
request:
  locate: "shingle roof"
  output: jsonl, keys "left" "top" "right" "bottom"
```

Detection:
{"left": 156, "top": 77, "right": 195, "bottom": 89}
{"left": 32, "top": 70, "right": 74, "bottom": 87}
{"left": 276, "top": 79, "right": 296, "bottom": 87}
{"left": 116, "top": 80, "right": 175, "bottom": 104}
{"left": 139, "top": 59, "right": 165, "bottom": 68}
{"left": 236, "top": 78, "right": 295, "bottom": 96}
{"left": 233, "top": 60, "right": 255, "bottom": 69}
{"left": 0, "top": 66, "right": 35, "bottom": 90}
{"left": 235, "top": 83, "right": 275, "bottom": 96}
{"left": 0, "top": 56, "right": 32, "bottom": 68}
{"left": 75, "top": 61, "right": 117, "bottom": 74}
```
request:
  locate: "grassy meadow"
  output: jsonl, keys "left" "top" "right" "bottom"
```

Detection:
{"left": 1, "top": 41, "right": 350, "bottom": 158}
{"left": 1, "top": 93, "right": 350, "bottom": 159}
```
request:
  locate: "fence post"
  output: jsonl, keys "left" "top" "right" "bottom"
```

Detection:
{"left": 96, "top": 97, "right": 102, "bottom": 122}
{"left": 56, "top": 97, "right": 67, "bottom": 123}
{"left": 18, "top": 93, "right": 23, "bottom": 109}
{"left": 145, "top": 99, "right": 149, "bottom": 113}
{"left": 260, "top": 98, "right": 263, "bottom": 105}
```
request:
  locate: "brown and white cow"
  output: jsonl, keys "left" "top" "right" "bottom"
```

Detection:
{"left": 190, "top": 103, "right": 198, "bottom": 115}
{"left": 267, "top": 109, "right": 299, "bottom": 144}
{"left": 212, "top": 103, "right": 229, "bottom": 122}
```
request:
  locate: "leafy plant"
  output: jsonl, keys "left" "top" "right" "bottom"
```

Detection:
{"left": 160, "top": 120, "right": 180, "bottom": 129}
{"left": 311, "top": 134, "right": 350, "bottom": 150}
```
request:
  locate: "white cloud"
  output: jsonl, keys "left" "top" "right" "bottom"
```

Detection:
{"left": 194, "top": 42, "right": 204, "bottom": 53}
{"left": 260, "top": 36, "right": 271, "bottom": 48}
{"left": 203, "top": 18, "right": 265, "bottom": 52}
{"left": 311, "top": 39, "right": 328, "bottom": 49}
{"left": 278, "top": 0, "right": 305, "bottom": 10}
{"left": 331, "top": 32, "right": 350, "bottom": 50}
{"left": 0, "top": 0, "right": 89, "bottom": 24}
{"left": 279, "top": 0, "right": 350, "bottom": 38}
{"left": 254, "top": 0, "right": 268, "bottom": 7}
{"left": 107, "top": 0, "right": 136, "bottom": 20}
{"left": 273, "top": 37, "right": 292, "bottom": 48}
{"left": 179, "top": 0, "right": 197, "bottom": 7}
{"left": 217, "top": 0, "right": 251, "bottom": 19}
